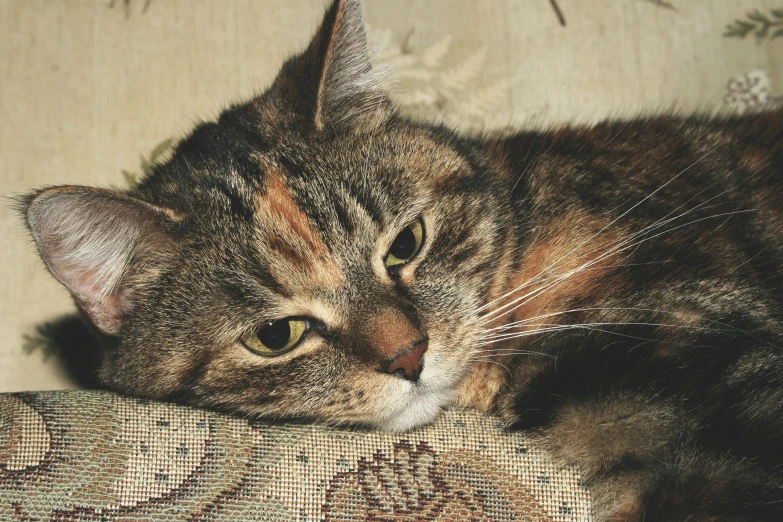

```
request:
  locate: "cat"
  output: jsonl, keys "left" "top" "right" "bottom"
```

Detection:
{"left": 21, "top": 0, "right": 783, "bottom": 519}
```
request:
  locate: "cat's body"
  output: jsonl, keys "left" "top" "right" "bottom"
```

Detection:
{"left": 22, "top": 0, "right": 783, "bottom": 519}
{"left": 478, "top": 115, "right": 783, "bottom": 519}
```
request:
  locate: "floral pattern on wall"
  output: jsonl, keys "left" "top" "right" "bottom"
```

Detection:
{"left": 372, "top": 27, "right": 522, "bottom": 127}
{"left": 725, "top": 70, "right": 783, "bottom": 114}
{"left": 724, "top": 9, "right": 783, "bottom": 41}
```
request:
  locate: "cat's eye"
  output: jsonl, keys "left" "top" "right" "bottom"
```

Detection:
{"left": 385, "top": 218, "right": 424, "bottom": 268}
{"left": 242, "top": 318, "right": 310, "bottom": 356}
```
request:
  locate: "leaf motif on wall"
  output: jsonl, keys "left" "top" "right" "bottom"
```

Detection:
{"left": 638, "top": 0, "right": 676, "bottom": 11}
{"left": 397, "top": 88, "right": 440, "bottom": 107}
{"left": 438, "top": 48, "right": 488, "bottom": 95}
{"left": 419, "top": 35, "right": 452, "bottom": 68}
{"left": 104, "top": 0, "right": 152, "bottom": 17}
{"left": 22, "top": 323, "right": 60, "bottom": 361}
{"left": 112, "top": 138, "right": 174, "bottom": 190}
{"left": 724, "top": 9, "right": 783, "bottom": 42}
{"left": 371, "top": 27, "right": 520, "bottom": 127}
{"left": 457, "top": 74, "right": 525, "bottom": 118}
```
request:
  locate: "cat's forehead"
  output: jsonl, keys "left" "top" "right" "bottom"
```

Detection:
{"left": 242, "top": 127, "right": 465, "bottom": 293}
{"left": 269, "top": 126, "right": 470, "bottom": 199}
{"left": 252, "top": 164, "right": 346, "bottom": 289}
{"left": 154, "top": 120, "right": 474, "bottom": 294}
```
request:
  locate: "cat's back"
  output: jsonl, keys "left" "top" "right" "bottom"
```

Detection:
{"left": 485, "top": 108, "right": 783, "bottom": 331}
{"left": 498, "top": 108, "right": 782, "bottom": 247}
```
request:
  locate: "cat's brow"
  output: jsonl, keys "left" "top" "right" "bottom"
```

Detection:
{"left": 258, "top": 169, "right": 330, "bottom": 257}
{"left": 254, "top": 169, "right": 344, "bottom": 288}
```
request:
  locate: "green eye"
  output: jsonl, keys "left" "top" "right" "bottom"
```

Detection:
{"left": 242, "top": 318, "right": 310, "bottom": 356}
{"left": 385, "top": 219, "right": 424, "bottom": 268}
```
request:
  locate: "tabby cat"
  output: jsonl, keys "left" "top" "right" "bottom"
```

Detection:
{"left": 22, "top": 0, "right": 783, "bottom": 519}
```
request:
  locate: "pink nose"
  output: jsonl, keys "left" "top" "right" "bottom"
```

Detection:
{"left": 385, "top": 341, "right": 428, "bottom": 382}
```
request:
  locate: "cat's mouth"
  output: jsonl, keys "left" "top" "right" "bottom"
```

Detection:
{"left": 372, "top": 348, "right": 462, "bottom": 432}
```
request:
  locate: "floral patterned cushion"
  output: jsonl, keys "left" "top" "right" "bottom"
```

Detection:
{"left": 1, "top": 391, "right": 592, "bottom": 521}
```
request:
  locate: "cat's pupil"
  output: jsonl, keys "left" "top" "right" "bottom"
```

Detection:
{"left": 390, "top": 227, "right": 416, "bottom": 261}
{"left": 258, "top": 321, "right": 291, "bottom": 351}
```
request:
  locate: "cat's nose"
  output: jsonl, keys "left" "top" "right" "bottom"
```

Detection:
{"left": 385, "top": 340, "right": 428, "bottom": 382}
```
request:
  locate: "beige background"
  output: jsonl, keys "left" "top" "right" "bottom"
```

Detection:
{"left": 1, "top": 0, "right": 781, "bottom": 392}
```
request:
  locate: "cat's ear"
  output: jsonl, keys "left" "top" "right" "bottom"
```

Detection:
{"left": 269, "top": 0, "right": 390, "bottom": 131}
{"left": 24, "top": 186, "right": 178, "bottom": 336}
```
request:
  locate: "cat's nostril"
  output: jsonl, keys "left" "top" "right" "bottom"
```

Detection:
{"left": 385, "top": 340, "right": 428, "bottom": 382}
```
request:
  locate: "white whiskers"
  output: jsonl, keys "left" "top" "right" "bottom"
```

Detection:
{"left": 466, "top": 141, "right": 772, "bottom": 362}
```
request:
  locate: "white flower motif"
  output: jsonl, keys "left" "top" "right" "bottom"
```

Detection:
{"left": 725, "top": 70, "right": 774, "bottom": 115}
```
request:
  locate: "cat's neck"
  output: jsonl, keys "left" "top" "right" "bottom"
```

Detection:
{"left": 445, "top": 134, "right": 536, "bottom": 413}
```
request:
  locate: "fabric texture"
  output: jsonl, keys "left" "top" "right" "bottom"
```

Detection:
{"left": 1, "top": 391, "right": 592, "bottom": 521}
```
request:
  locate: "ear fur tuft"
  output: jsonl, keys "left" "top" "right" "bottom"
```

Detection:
{"left": 266, "top": 0, "right": 390, "bottom": 132}
{"left": 312, "top": 0, "right": 388, "bottom": 129}
{"left": 25, "top": 186, "right": 176, "bottom": 335}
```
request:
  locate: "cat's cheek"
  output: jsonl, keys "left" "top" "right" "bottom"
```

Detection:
{"left": 453, "top": 362, "right": 508, "bottom": 412}
{"left": 415, "top": 346, "right": 458, "bottom": 390}
{"left": 425, "top": 321, "right": 484, "bottom": 375}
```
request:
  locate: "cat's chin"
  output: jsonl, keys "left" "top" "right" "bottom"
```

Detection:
{"left": 373, "top": 382, "right": 456, "bottom": 432}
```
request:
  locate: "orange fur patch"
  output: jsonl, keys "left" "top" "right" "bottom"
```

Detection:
{"left": 263, "top": 171, "right": 329, "bottom": 257}
{"left": 256, "top": 169, "right": 343, "bottom": 287}
{"left": 486, "top": 210, "right": 623, "bottom": 332}
{"left": 605, "top": 493, "right": 644, "bottom": 522}
{"left": 738, "top": 146, "right": 771, "bottom": 172}
{"left": 453, "top": 362, "right": 507, "bottom": 412}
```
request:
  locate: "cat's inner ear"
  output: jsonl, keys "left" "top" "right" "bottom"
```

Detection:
{"left": 271, "top": 0, "right": 389, "bottom": 131}
{"left": 25, "top": 187, "right": 178, "bottom": 335}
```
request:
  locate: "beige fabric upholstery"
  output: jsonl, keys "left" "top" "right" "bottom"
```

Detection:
{"left": 1, "top": 391, "right": 592, "bottom": 520}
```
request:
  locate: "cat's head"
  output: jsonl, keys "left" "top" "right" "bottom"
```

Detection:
{"left": 23, "top": 0, "right": 510, "bottom": 431}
